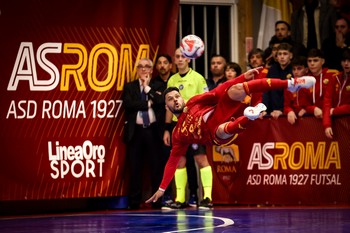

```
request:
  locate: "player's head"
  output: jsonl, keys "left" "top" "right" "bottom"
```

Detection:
{"left": 163, "top": 86, "right": 185, "bottom": 115}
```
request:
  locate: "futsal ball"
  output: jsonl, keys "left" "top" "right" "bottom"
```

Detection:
{"left": 180, "top": 34, "right": 205, "bottom": 59}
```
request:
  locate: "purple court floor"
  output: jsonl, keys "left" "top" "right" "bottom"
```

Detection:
{"left": 1, "top": 206, "right": 350, "bottom": 232}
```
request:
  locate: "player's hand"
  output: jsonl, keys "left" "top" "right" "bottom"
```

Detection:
{"left": 325, "top": 127, "right": 333, "bottom": 139}
{"left": 145, "top": 189, "right": 164, "bottom": 203}
{"left": 244, "top": 67, "right": 263, "bottom": 80}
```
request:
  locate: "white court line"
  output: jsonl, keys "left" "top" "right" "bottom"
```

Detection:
{"left": 120, "top": 213, "right": 235, "bottom": 232}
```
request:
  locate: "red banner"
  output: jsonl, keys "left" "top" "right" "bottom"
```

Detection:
{"left": 0, "top": 0, "right": 179, "bottom": 201}
{"left": 209, "top": 116, "right": 350, "bottom": 205}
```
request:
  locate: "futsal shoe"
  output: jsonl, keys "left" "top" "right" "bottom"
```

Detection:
{"left": 288, "top": 76, "right": 316, "bottom": 92}
{"left": 161, "top": 199, "right": 175, "bottom": 210}
{"left": 168, "top": 201, "right": 188, "bottom": 209}
{"left": 188, "top": 194, "right": 198, "bottom": 207}
{"left": 198, "top": 198, "right": 213, "bottom": 210}
{"left": 244, "top": 103, "right": 267, "bottom": 120}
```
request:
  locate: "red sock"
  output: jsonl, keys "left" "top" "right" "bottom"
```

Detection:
{"left": 243, "top": 78, "right": 288, "bottom": 95}
{"left": 224, "top": 116, "right": 249, "bottom": 135}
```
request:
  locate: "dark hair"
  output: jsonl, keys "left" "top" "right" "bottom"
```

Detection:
{"left": 307, "top": 48, "right": 324, "bottom": 58}
{"left": 341, "top": 48, "right": 350, "bottom": 61}
{"left": 156, "top": 53, "right": 172, "bottom": 64}
{"left": 275, "top": 20, "right": 291, "bottom": 31}
{"left": 210, "top": 54, "right": 227, "bottom": 63}
{"left": 163, "top": 86, "right": 180, "bottom": 101}
{"left": 225, "top": 62, "right": 242, "bottom": 76}
{"left": 277, "top": 43, "right": 293, "bottom": 53}
{"left": 291, "top": 56, "right": 307, "bottom": 67}
{"left": 335, "top": 16, "right": 350, "bottom": 29}
{"left": 248, "top": 48, "right": 264, "bottom": 61}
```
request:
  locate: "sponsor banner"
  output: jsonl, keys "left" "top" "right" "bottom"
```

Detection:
{"left": 209, "top": 116, "right": 350, "bottom": 205}
{"left": 0, "top": 0, "right": 179, "bottom": 200}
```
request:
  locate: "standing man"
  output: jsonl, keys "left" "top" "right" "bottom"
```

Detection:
{"left": 122, "top": 58, "right": 162, "bottom": 209}
{"left": 163, "top": 48, "right": 213, "bottom": 209}
{"left": 206, "top": 55, "right": 227, "bottom": 90}
{"left": 150, "top": 54, "right": 175, "bottom": 208}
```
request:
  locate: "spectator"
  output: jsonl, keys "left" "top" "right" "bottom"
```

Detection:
{"left": 263, "top": 43, "right": 294, "bottom": 119}
{"left": 322, "top": 16, "right": 350, "bottom": 70}
{"left": 206, "top": 55, "right": 227, "bottom": 90}
{"left": 264, "top": 21, "right": 307, "bottom": 61}
{"left": 247, "top": 48, "right": 265, "bottom": 69}
{"left": 225, "top": 62, "right": 242, "bottom": 80}
{"left": 291, "top": 0, "right": 337, "bottom": 50}
{"left": 304, "top": 48, "right": 339, "bottom": 118}
{"left": 284, "top": 56, "right": 311, "bottom": 124}
{"left": 323, "top": 48, "right": 350, "bottom": 139}
{"left": 122, "top": 58, "right": 163, "bottom": 209}
{"left": 150, "top": 54, "right": 174, "bottom": 208}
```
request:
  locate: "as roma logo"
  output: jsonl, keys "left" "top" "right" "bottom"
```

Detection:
{"left": 211, "top": 144, "right": 241, "bottom": 186}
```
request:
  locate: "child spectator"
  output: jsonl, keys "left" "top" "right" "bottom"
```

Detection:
{"left": 284, "top": 56, "right": 311, "bottom": 124}
{"left": 225, "top": 62, "right": 242, "bottom": 80}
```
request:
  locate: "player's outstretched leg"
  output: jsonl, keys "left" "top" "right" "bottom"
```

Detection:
{"left": 244, "top": 103, "right": 267, "bottom": 120}
{"left": 287, "top": 76, "right": 316, "bottom": 92}
{"left": 242, "top": 76, "right": 316, "bottom": 95}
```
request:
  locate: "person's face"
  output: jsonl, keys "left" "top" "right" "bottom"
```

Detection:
{"left": 249, "top": 53, "right": 264, "bottom": 68}
{"left": 335, "top": 19, "right": 350, "bottom": 35}
{"left": 272, "top": 43, "right": 280, "bottom": 61}
{"left": 210, "top": 57, "right": 226, "bottom": 76}
{"left": 165, "top": 90, "right": 185, "bottom": 114}
{"left": 174, "top": 48, "right": 190, "bottom": 70}
{"left": 277, "top": 49, "right": 293, "bottom": 67}
{"left": 341, "top": 59, "right": 350, "bottom": 74}
{"left": 275, "top": 23, "right": 290, "bottom": 40}
{"left": 137, "top": 59, "right": 153, "bottom": 79}
{"left": 307, "top": 57, "right": 324, "bottom": 75}
{"left": 292, "top": 65, "right": 309, "bottom": 78}
{"left": 225, "top": 67, "right": 237, "bottom": 80}
{"left": 156, "top": 56, "right": 172, "bottom": 76}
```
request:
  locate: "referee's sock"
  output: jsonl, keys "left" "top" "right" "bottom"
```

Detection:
{"left": 174, "top": 167, "right": 187, "bottom": 203}
{"left": 200, "top": 166, "right": 213, "bottom": 200}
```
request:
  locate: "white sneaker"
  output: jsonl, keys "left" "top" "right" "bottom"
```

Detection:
{"left": 244, "top": 103, "right": 267, "bottom": 120}
{"left": 288, "top": 76, "right": 316, "bottom": 92}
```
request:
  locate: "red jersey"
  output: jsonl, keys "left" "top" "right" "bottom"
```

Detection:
{"left": 305, "top": 68, "right": 338, "bottom": 114}
{"left": 159, "top": 74, "right": 248, "bottom": 190}
{"left": 323, "top": 72, "right": 350, "bottom": 128}
{"left": 283, "top": 88, "right": 312, "bottom": 114}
